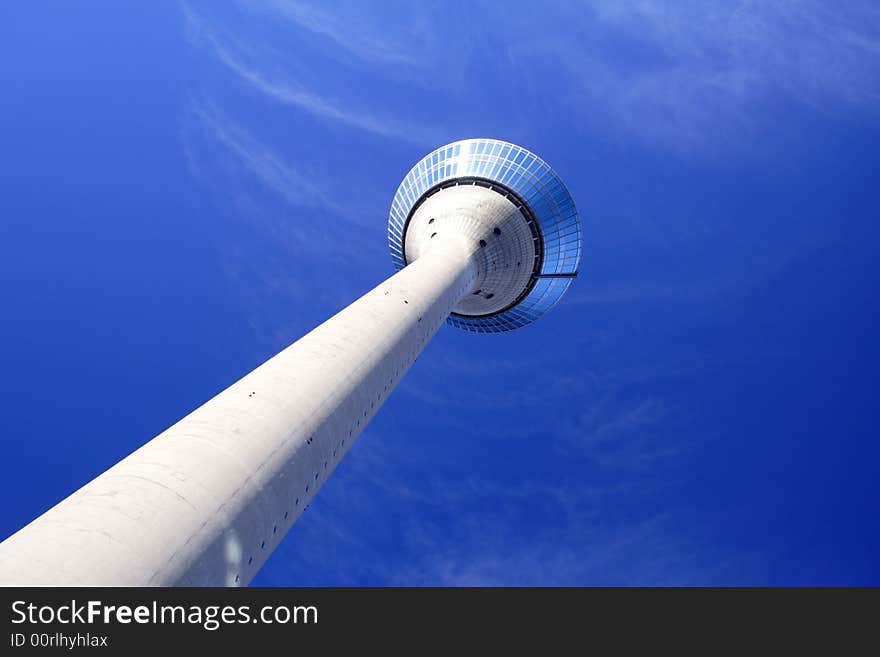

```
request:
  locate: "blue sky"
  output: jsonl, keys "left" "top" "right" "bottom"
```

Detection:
{"left": 1, "top": 1, "right": 878, "bottom": 585}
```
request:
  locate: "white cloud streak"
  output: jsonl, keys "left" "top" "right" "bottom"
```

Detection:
{"left": 185, "top": 1, "right": 880, "bottom": 153}
{"left": 240, "top": 0, "right": 422, "bottom": 67}
{"left": 500, "top": 1, "right": 880, "bottom": 149}
{"left": 184, "top": 4, "right": 437, "bottom": 145}
{"left": 188, "top": 100, "right": 346, "bottom": 214}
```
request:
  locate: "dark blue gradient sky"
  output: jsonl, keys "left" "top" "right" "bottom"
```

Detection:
{"left": 1, "top": 2, "right": 878, "bottom": 584}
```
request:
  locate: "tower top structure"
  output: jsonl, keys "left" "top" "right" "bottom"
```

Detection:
{"left": 388, "top": 138, "right": 581, "bottom": 332}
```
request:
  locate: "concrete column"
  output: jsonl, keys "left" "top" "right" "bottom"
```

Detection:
{"left": 0, "top": 236, "right": 477, "bottom": 586}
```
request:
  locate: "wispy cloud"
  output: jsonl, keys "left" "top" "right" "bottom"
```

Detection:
{"left": 266, "top": 429, "right": 753, "bottom": 585}
{"left": 183, "top": 4, "right": 437, "bottom": 145}
{"left": 565, "top": 262, "right": 776, "bottom": 307}
{"left": 185, "top": 1, "right": 880, "bottom": 153}
{"left": 557, "top": 395, "right": 687, "bottom": 470}
{"left": 187, "top": 99, "right": 346, "bottom": 214}
{"left": 588, "top": 1, "right": 880, "bottom": 106}
{"left": 240, "top": 0, "right": 422, "bottom": 67}
{"left": 387, "top": 513, "right": 730, "bottom": 586}
{"left": 180, "top": 96, "right": 383, "bottom": 349}
{"left": 235, "top": 0, "right": 475, "bottom": 95}
{"left": 505, "top": 0, "right": 880, "bottom": 148}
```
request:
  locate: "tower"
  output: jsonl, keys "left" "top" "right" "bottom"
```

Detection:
{"left": 0, "top": 138, "right": 581, "bottom": 585}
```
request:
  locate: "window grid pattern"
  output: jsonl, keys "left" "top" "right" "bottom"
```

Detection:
{"left": 388, "top": 139, "right": 581, "bottom": 333}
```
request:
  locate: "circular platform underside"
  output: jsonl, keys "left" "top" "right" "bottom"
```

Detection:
{"left": 405, "top": 181, "right": 541, "bottom": 318}
{"left": 388, "top": 138, "right": 581, "bottom": 333}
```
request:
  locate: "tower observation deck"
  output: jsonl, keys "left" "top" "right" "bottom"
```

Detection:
{"left": 0, "top": 138, "right": 581, "bottom": 585}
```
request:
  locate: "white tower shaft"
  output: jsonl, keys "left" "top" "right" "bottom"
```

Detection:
{"left": 0, "top": 236, "right": 476, "bottom": 585}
